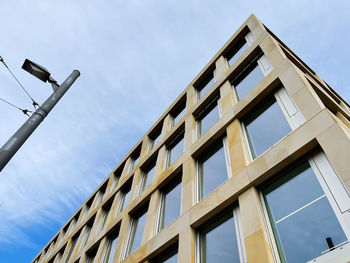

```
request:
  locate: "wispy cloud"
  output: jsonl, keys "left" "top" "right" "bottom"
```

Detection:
{"left": 0, "top": 0, "right": 349, "bottom": 260}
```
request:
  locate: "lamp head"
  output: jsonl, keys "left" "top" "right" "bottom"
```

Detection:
{"left": 22, "top": 59, "right": 51, "bottom": 83}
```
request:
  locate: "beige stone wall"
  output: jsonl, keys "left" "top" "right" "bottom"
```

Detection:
{"left": 33, "top": 14, "right": 350, "bottom": 263}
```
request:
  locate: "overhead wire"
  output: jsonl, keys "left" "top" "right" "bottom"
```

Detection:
{"left": 0, "top": 56, "right": 39, "bottom": 109}
{"left": 0, "top": 97, "right": 32, "bottom": 116}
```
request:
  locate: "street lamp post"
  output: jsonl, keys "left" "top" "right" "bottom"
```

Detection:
{"left": 0, "top": 59, "right": 80, "bottom": 172}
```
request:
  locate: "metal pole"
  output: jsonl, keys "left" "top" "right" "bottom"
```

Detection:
{"left": 0, "top": 70, "right": 80, "bottom": 172}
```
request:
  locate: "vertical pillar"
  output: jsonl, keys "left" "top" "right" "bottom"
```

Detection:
{"left": 178, "top": 226, "right": 195, "bottom": 263}
{"left": 238, "top": 187, "right": 274, "bottom": 263}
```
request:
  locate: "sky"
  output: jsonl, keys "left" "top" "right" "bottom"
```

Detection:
{"left": 0, "top": 0, "right": 349, "bottom": 262}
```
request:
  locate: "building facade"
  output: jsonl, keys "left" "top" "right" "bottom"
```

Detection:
{"left": 32, "top": 14, "right": 350, "bottom": 263}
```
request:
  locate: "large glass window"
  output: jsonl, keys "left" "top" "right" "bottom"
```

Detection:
{"left": 158, "top": 177, "right": 182, "bottom": 232}
{"left": 195, "top": 71, "right": 215, "bottom": 99}
{"left": 102, "top": 232, "right": 119, "bottom": 263}
{"left": 227, "top": 39, "right": 249, "bottom": 67}
{"left": 166, "top": 131, "right": 184, "bottom": 168}
{"left": 232, "top": 59, "right": 264, "bottom": 100}
{"left": 171, "top": 98, "right": 187, "bottom": 128}
{"left": 263, "top": 161, "right": 348, "bottom": 262}
{"left": 197, "top": 139, "right": 229, "bottom": 200}
{"left": 140, "top": 159, "right": 156, "bottom": 193}
{"left": 151, "top": 245, "right": 178, "bottom": 263}
{"left": 79, "top": 224, "right": 92, "bottom": 250}
{"left": 116, "top": 188, "right": 130, "bottom": 217}
{"left": 96, "top": 206, "right": 110, "bottom": 234}
{"left": 197, "top": 209, "right": 244, "bottom": 263}
{"left": 125, "top": 205, "right": 149, "bottom": 256}
{"left": 149, "top": 124, "right": 162, "bottom": 152}
{"left": 196, "top": 97, "right": 220, "bottom": 137}
{"left": 244, "top": 96, "right": 291, "bottom": 159}
{"left": 64, "top": 236, "right": 78, "bottom": 263}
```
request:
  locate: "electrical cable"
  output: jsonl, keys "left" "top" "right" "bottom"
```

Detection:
{"left": 0, "top": 56, "right": 39, "bottom": 109}
{"left": 0, "top": 97, "right": 32, "bottom": 116}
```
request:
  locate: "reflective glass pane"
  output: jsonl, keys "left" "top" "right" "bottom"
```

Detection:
{"left": 200, "top": 212, "right": 240, "bottom": 263}
{"left": 198, "top": 103, "right": 219, "bottom": 137}
{"left": 245, "top": 98, "right": 291, "bottom": 158}
{"left": 174, "top": 108, "right": 185, "bottom": 126}
{"left": 228, "top": 41, "right": 249, "bottom": 67}
{"left": 265, "top": 163, "right": 324, "bottom": 221}
{"left": 160, "top": 182, "right": 182, "bottom": 230}
{"left": 234, "top": 63, "right": 264, "bottom": 100}
{"left": 141, "top": 166, "right": 155, "bottom": 192}
{"left": 128, "top": 210, "right": 148, "bottom": 255}
{"left": 169, "top": 137, "right": 184, "bottom": 165}
{"left": 152, "top": 246, "right": 178, "bottom": 263}
{"left": 199, "top": 77, "right": 215, "bottom": 98}
{"left": 104, "top": 235, "right": 118, "bottom": 263}
{"left": 200, "top": 143, "right": 228, "bottom": 199}
{"left": 264, "top": 163, "right": 348, "bottom": 262}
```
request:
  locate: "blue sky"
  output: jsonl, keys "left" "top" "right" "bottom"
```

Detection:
{"left": 0, "top": 0, "right": 349, "bottom": 262}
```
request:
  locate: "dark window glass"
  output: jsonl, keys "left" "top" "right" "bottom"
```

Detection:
{"left": 159, "top": 180, "right": 182, "bottom": 231}
{"left": 140, "top": 164, "right": 155, "bottom": 192}
{"left": 228, "top": 41, "right": 249, "bottom": 67}
{"left": 233, "top": 62, "right": 264, "bottom": 100}
{"left": 198, "top": 141, "right": 228, "bottom": 200}
{"left": 199, "top": 76, "right": 215, "bottom": 98}
{"left": 199, "top": 211, "right": 240, "bottom": 263}
{"left": 197, "top": 99, "right": 219, "bottom": 137}
{"left": 127, "top": 208, "right": 148, "bottom": 256}
{"left": 103, "top": 234, "right": 118, "bottom": 263}
{"left": 151, "top": 245, "right": 178, "bottom": 263}
{"left": 173, "top": 108, "right": 185, "bottom": 127}
{"left": 64, "top": 237, "right": 78, "bottom": 263}
{"left": 263, "top": 162, "right": 348, "bottom": 262}
{"left": 167, "top": 134, "right": 184, "bottom": 167}
{"left": 244, "top": 97, "right": 291, "bottom": 158}
{"left": 118, "top": 190, "right": 130, "bottom": 216}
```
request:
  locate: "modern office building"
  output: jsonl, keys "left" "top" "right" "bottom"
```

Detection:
{"left": 32, "top": 14, "right": 350, "bottom": 263}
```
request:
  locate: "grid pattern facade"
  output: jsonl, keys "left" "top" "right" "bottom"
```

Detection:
{"left": 32, "top": 14, "right": 350, "bottom": 263}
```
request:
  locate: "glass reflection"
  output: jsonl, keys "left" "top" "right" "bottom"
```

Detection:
{"left": 199, "top": 76, "right": 215, "bottom": 98}
{"left": 168, "top": 136, "right": 184, "bottom": 166}
{"left": 245, "top": 97, "right": 291, "bottom": 158}
{"left": 228, "top": 41, "right": 249, "bottom": 67}
{"left": 199, "top": 142, "right": 228, "bottom": 199}
{"left": 103, "top": 235, "right": 118, "bottom": 263}
{"left": 198, "top": 102, "right": 219, "bottom": 137}
{"left": 234, "top": 63, "right": 264, "bottom": 100}
{"left": 264, "top": 162, "right": 348, "bottom": 262}
{"left": 199, "top": 211, "right": 240, "bottom": 263}
{"left": 160, "top": 182, "right": 182, "bottom": 230}
{"left": 127, "top": 209, "right": 148, "bottom": 255}
{"left": 173, "top": 108, "right": 185, "bottom": 126}
{"left": 141, "top": 165, "right": 155, "bottom": 192}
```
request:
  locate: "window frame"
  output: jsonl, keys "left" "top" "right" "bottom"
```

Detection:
{"left": 165, "top": 130, "right": 185, "bottom": 169}
{"left": 241, "top": 86, "right": 305, "bottom": 162}
{"left": 195, "top": 206, "right": 246, "bottom": 263}
{"left": 260, "top": 151, "right": 350, "bottom": 262}
{"left": 155, "top": 175, "right": 182, "bottom": 234}
{"left": 195, "top": 136, "right": 232, "bottom": 203}
{"left": 195, "top": 69, "right": 216, "bottom": 101}
{"left": 226, "top": 31, "right": 254, "bottom": 68}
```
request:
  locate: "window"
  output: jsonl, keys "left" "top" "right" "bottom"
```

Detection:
{"left": 96, "top": 204, "right": 111, "bottom": 234}
{"left": 79, "top": 223, "right": 92, "bottom": 250}
{"left": 102, "top": 232, "right": 119, "bottom": 263}
{"left": 64, "top": 235, "right": 78, "bottom": 263}
{"left": 170, "top": 96, "right": 187, "bottom": 128}
{"left": 82, "top": 201, "right": 92, "bottom": 222}
{"left": 125, "top": 205, "right": 149, "bottom": 257}
{"left": 196, "top": 96, "right": 220, "bottom": 138}
{"left": 166, "top": 131, "right": 185, "bottom": 168}
{"left": 116, "top": 185, "right": 131, "bottom": 216}
{"left": 129, "top": 145, "right": 142, "bottom": 172}
{"left": 111, "top": 164, "right": 124, "bottom": 191}
{"left": 85, "top": 246, "right": 98, "bottom": 263}
{"left": 231, "top": 58, "right": 265, "bottom": 100}
{"left": 197, "top": 208, "right": 245, "bottom": 263}
{"left": 243, "top": 95, "right": 291, "bottom": 159}
{"left": 225, "top": 31, "right": 254, "bottom": 68}
{"left": 195, "top": 70, "right": 215, "bottom": 99}
{"left": 140, "top": 157, "right": 157, "bottom": 193}
{"left": 148, "top": 122, "right": 163, "bottom": 153}
{"left": 151, "top": 244, "right": 178, "bottom": 263}
{"left": 196, "top": 138, "right": 230, "bottom": 201}
{"left": 157, "top": 176, "right": 182, "bottom": 232}
{"left": 263, "top": 159, "right": 350, "bottom": 262}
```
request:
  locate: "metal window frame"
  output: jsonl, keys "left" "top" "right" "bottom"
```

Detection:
{"left": 259, "top": 151, "right": 350, "bottom": 263}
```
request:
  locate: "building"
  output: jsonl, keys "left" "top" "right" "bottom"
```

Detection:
{"left": 32, "top": 14, "right": 350, "bottom": 263}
